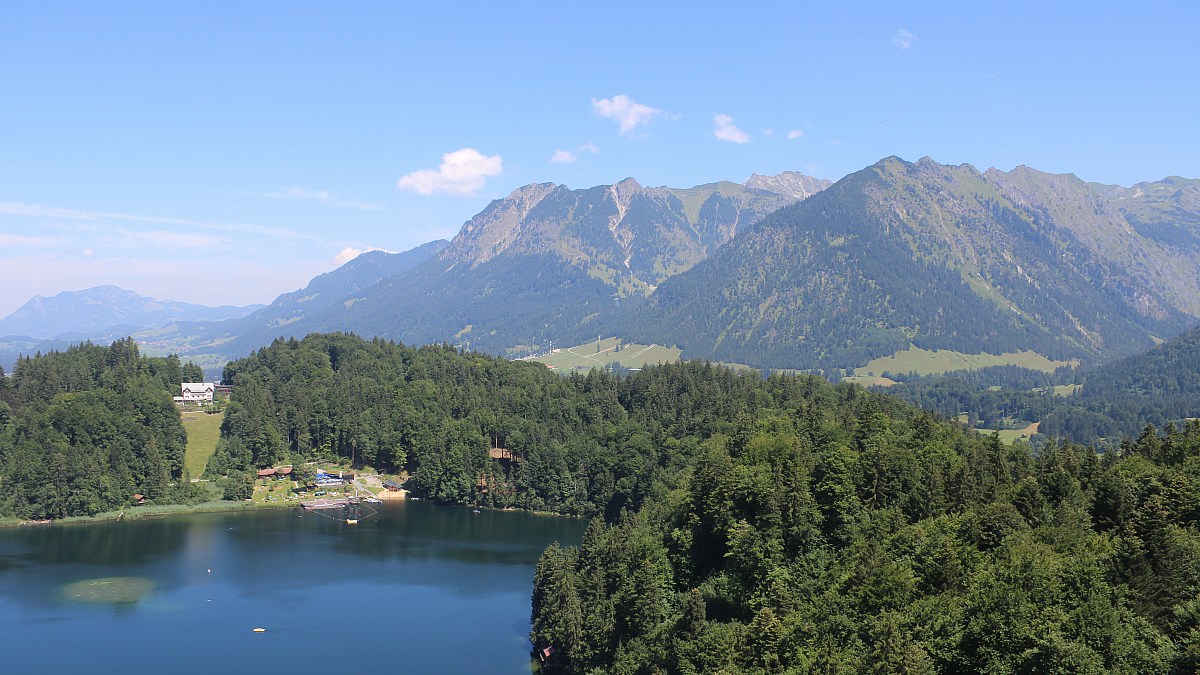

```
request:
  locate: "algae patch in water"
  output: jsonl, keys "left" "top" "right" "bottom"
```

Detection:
{"left": 60, "top": 577, "right": 156, "bottom": 604}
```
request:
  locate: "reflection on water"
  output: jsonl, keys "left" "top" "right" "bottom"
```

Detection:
{"left": 0, "top": 502, "right": 584, "bottom": 674}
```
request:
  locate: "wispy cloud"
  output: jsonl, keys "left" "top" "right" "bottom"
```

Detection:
{"left": 713, "top": 114, "right": 750, "bottom": 144}
{"left": 787, "top": 129, "right": 804, "bottom": 140}
{"left": 396, "top": 148, "right": 503, "bottom": 196}
{"left": 592, "top": 95, "right": 664, "bottom": 134}
{"left": 550, "top": 142, "right": 602, "bottom": 164}
{"left": 266, "top": 187, "right": 383, "bottom": 211}
{"left": 125, "top": 230, "right": 223, "bottom": 249}
{"left": 893, "top": 28, "right": 917, "bottom": 49}
{"left": 0, "top": 201, "right": 309, "bottom": 240}
{"left": 334, "top": 246, "right": 395, "bottom": 265}
{"left": 0, "top": 232, "right": 69, "bottom": 247}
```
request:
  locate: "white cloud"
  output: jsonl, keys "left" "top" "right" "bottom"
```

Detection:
{"left": 591, "top": 95, "right": 664, "bottom": 134}
{"left": 713, "top": 114, "right": 750, "bottom": 144}
{"left": 893, "top": 28, "right": 917, "bottom": 49}
{"left": 787, "top": 129, "right": 805, "bottom": 140}
{"left": 580, "top": 142, "right": 600, "bottom": 155}
{"left": 396, "top": 148, "right": 504, "bottom": 196}
{"left": 550, "top": 149, "right": 577, "bottom": 164}
{"left": 267, "top": 187, "right": 383, "bottom": 211}
{"left": 334, "top": 246, "right": 394, "bottom": 265}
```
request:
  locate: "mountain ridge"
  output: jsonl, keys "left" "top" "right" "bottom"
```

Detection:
{"left": 0, "top": 285, "right": 265, "bottom": 339}
{"left": 615, "top": 156, "right": 1200, "bottom": 370}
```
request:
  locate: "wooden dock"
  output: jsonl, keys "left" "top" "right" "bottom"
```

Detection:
{"left": 301, "top": 497, "right": 353, "bottom": 510}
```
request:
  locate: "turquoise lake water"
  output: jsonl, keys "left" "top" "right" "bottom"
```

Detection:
{"left": 0, "top": 502, "right": 585, "bottom": 673}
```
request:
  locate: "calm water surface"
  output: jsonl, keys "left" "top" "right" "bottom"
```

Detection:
{"left": 0, "top": 502, "right": 585, "bottom": 673}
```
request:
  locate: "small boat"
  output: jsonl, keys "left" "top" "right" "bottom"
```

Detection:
{"left": 253, "top": 628, "right": 266, "bottom": 633}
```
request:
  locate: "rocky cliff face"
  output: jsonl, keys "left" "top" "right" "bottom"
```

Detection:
{"left": 437, "top": 172, "right": 831, "bottom": 294}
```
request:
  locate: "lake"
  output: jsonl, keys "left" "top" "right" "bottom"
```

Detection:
{"left": 0, "top": 501, "right": 586, "bottom": 673}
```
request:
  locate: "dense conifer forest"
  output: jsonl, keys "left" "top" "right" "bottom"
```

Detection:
{"left": 204, "top": 333, "right": 1200, "bottom": 672}
{"left": 531, "top": 407, "right": 1200, "bottom": 673}
{"left": 4, "top": 333, "right": 1199, "bottom": 671}
{"left": 0, "top": 339, "right": 203, "bottom": 519}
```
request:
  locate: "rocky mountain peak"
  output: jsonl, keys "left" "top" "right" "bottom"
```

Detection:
{"left": 609, "top": 177, "right": 643, "bottom": 209}
{"left": 445, "top": 182, "right": 561, "bottom": 267}
{"left": 744, "top": 171, "right": 831, "bottom": 200}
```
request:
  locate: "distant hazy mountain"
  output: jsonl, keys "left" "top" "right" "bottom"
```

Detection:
{"left": 0, "top": 285, "right": 265, "bottom": 340}
{"left": 239, "top": 239, "right": 451, "bottom": 331}
{"left": 153, "top": 239, "right": 450, "bottom": 364}
{"left": 265, "top": 172, "right": 830, "bottom": 355}
{"left": 617, "top": 157, "right": 1200, "bottom": 370}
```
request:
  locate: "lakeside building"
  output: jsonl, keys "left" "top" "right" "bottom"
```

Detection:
{"left": 175, "top": 382, "right": 215, "bottom": 404}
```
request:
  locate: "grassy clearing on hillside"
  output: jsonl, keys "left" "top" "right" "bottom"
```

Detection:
{"left": 975, "top": 422, "right": 1040, "bottom": 444}
{"left": 842, "top": 375, "right": 898, "bottom": 387}
{"left": 854, "top": 346, "right": 1074, "bottom": 377}
{"left": 528, "top": 337, "right": 681, "bottom": 372}
{"left": 182, "top": 409, "right": 224, "bottom": 478}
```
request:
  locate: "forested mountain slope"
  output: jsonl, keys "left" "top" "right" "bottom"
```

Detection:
{"left": 1041, "top": 322, "right": 1200, "bottom": 440}
{"left": 159, "top": 239, "right": 450, "bottom": 363}
{"left": 620, "top": 157, "right": 1200, "bottom": 370}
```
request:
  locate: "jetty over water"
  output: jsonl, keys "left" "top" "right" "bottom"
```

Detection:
{"left": 301, "top": 497, "right": 355, "bottom": 510}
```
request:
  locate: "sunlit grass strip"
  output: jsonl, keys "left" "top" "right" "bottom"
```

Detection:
{"left": 182, "top": 410, "right": 224, "bottom": 477}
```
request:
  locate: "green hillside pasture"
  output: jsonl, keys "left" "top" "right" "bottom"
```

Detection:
{"left": 854, "top": 346, "right": 1074, "bottom": 377}
{"left": 182, "top": 410, "right": 224, "bottom": 478}
{"left": 975, "top": 421, "right": 1040, "bottom": 444}
{"left": 842, "top": 375, "right": 899, "bottom": 387}
{"left": 529, "top": 337, "right": 681, "bottom": 372}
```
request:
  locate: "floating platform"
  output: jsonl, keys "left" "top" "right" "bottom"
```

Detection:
{"left": 301, "top": 497, "right": 353, "bottom": 510}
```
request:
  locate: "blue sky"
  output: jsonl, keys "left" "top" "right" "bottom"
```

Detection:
{"left": 2, "top": 1, "right": 1198, "bottom": 317}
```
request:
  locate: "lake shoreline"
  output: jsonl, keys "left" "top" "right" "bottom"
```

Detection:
{"left": 2, "top": 496, "right": 583, "bottom": 529}
{"left": 0, "top": 498, "right": 294, "bottom": 529}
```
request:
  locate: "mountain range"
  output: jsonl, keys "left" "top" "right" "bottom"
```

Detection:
{"left": 620, "top": 157, "right": 1200, "bottom": 369}
{"left": 4, "top": 159, "right": 1200, "bottom": 379}
{"left": 0, "top": 285, "right": 263, "bottom": 339}
{"left": 137, "top": 173, "right": 829, "bottom": 370}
